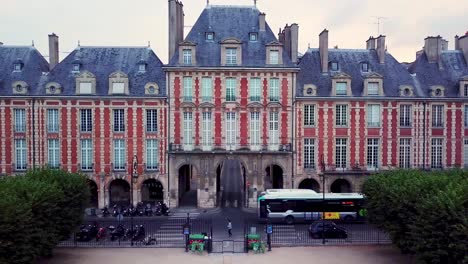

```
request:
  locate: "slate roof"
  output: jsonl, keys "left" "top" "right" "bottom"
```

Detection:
{"left": 40, "top": 46, "right": 166, "bottom": 97}
{"left": 297, "top": 48, "right": 418, "bottom": 98}
{"left": 168, "top": 5, "right": 295, "bottom": 68}
{"left": 0, "top": 45, "right": 49, "bottom": 96}
{"left": 408, "top": 50, "right": 468, "bottom": 97}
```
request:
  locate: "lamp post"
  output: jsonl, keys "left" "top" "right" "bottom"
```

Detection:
{"left": 131, "top": 154, "right": 138, "bottom": 246}
{"left": 319, "top": 154, "right": 326, "bottom": 245}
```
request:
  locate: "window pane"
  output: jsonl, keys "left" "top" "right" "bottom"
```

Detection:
{"left": 304, "top": 105, "right": 315, "bottom": 126}
{"left": 400, "top": 105, "right": 412, "bottom": 127}
{"left": 226, "top": 112, "right": 237, "bottom": 150}
{"left": 81, "top": 109, "right": 92, "bottom": 132}
{"left": 15, "top": 139, "right": 27, "bottom": 170}
{"left": 464, "top": 105, "right": 468, "bottom": 127}
{"left": 367, "top": 138, "right": 379, "bottom": 169}
{"left": 146, "top": 109, "right": 158, "bottom": 132}
{"left": 81, "top": 139, "right": 93, "bottom": 170}
{"left": 335, "top": 105, "right": 348, "bottom": 126}
{"left": 48, "top": 139, "right": 60, "bottom": 168}
{"left": 79, "top": 82, "right": 92, "bottom": 94}
{"left": 202, "top": 112, "right": 212, "bottom": 149}
{"left": 226, "top": 48, "right": 237, "bottom": 65}
{"left": 202, "top": 77, "right": 212, "bottom": 101}
{"left": 183, "top": 112, "right": 193, "bottom": 150}
{"left": 146, "top": 139, "right": 159, "bottom": 170}
{"left": 249, "top": 78, "right": 261, "bottom": 101}
{"left": 399, "top": 138, "right": 411, "bottom": 168}
{"left": 431, "top": 138, "right": 443, "bottom": 169}
{"left": 226, "top": 78, "right": 236, "bottom": 101}
{"left": 113, "top": 109, "right": 125, "bottom": 132}
{"left": 183, "top": 49, "right": 192, "bottom": 65}
{"left": 368, "top": 82, "right": 379, "bottom": 95}
{"left": 183, "top": 77, "right": 192, "bottom": 102}
{"left": 47, "top": 109, "right": 59, "bottom": 133}
{"left": 304, "top": 138, "right": 315, "bottom": 169}
{"left": 250, "top": 112, "right": 260, "bottom": 150}
{"left": 367, "top": 104, "right": 380, "bottom": 127}
{"left": 335, "top": 138, "right": 347, "bottom": 168}
{"left": 114, "top": 139, "right": 126, "bottom": 170}
{"left": 432, "top": 105, "right": 444, "bottom": 127}
{"left": 269, "top": 78, "right": 279, "bottom": 101}
{"left": 112, "top": 83, "right": 125, "bottom": 94}
{"left": 270, "top": 50, "right": 279, "bottom": 64}
{"left": 14, "top": 109, "right": 26, "bottom": 132}
{"left": 336, "top": 82, "right": 347, "bottom": 95}
{"left": 269, "top": 112, "right": 279, "bottom": 150}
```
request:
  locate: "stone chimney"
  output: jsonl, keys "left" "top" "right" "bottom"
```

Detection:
{"left": 168, "top": 0, "right": 184, "bottom": 61}
{"left": 278, "top": 28, "right": 285, "bottom": 44}
{"left": 366, "top": 36, "right": 376, "bottom": 50}
{"left": 319, "top": 29, "right": 329, "bottom": 73}
{"left": 290, "top": 23, "right": 299, "bottom": 63}
{"left": 459, "top": 33, "right": 468, "bottom": 64}
{"left": 376, "top": 35, "right": 386, "bottom": 64}
{"left": 424, "top": 36, "right": 445, "bottom": 64}
{"left": 455, "top": 35, "right": 460, "bottom": 50}
{"left": 259, "top": 13, "right": 266, "bottom": 31}
{"left": 48, "top": 33, "right": 59, "bottom": 70}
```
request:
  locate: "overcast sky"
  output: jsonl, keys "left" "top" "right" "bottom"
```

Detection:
{"left": 1, "top": 0, "right": 466, "bottom": 64}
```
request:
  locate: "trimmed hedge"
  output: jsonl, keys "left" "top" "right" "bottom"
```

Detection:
{"left": 0, "top": 168, "right": 89, "bottom": 264}
{"left": 362, "top": 169, "right": 468, "bottom": 264}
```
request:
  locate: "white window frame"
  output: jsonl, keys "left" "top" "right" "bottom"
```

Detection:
{"left": 183, "top": 77, "right": 192, "bottom": 102}
{"left": 432, "top": 105, "right": 444, "bottom": 127}
{"left": 112, "top": 82, "right": 125, "bottom": 94}
{"left": 304, "top": 105, "right": 315, "bottom": 126}
{"left": 226, "top": 48, "right": 237, "bottom": 66}
{"left": 269, "top": 112, "right": 279, "bottom": 151}
{"left": 15, "top": 139, "right": 27, "bottom": 170}
{"left": 226, "top": 78, "right": 236, "bottom": 101}
{"left": 464, "top": 105, "right": 468, "bottom": 127}
{"left": 79, "top": 82, "right": 92, "bottom": 94}
{"left": 367, "top": 82, "right": 379, "bottom": 95}
{"left": 80, "top": 109, "right": 92, "bottom": 132}
{"left": 367, "top": 104, "right": 381, "bottom": 127}
{"left": 367, "top": 138, "right": 379, "bottom": 170}
{"left": 81, "top": 139, "right": 93, "bottom": 171}
{"left": 47, "top": 109, "right": 59, "bottom": 133}
{"left": 269, "top": 78, "right": 279, "bottom": 102}
{"left": 335, "top": 138, "right": 347, "bottom": 169}
{"left": 304, "top": 138, "right": 315, "bottom": 169}
{"left": 113, "top": 109, "right": 125, "bottom": 132}
{"left": 114, "top": 139, "right": 126, "bottom": 170}
{"left": 146, "top": 109, "right": 158, "bottom": 133}
{"left": 226, "top": 112, "right": 237, "bottom": 150}
{"left": 250, "top": 112, "right": 260, "bottom": 151}
{"left": 400, "top": 105, "right": 412, "bottom": 127}
{"left": 183, "top": 49, "right": 192, "bottom": 65}
{"left": 14, "top": 64, "right": 22, "bottom": 71}
{"left": 146, "top": 139, "right": 159, "bottom": 170}
{"left": 249, "top": 78, "right": 261, "bottom": 102}
{"left": 431, "top": 138, "right": 443, "bottom": 169}
{"left": 399, "top": 138, "right": 411, "bottom": 169}
{"left": 270, "top": 50, "right": 279, "bottom": 65}
{"left": 202, "top": 112, "right": 212, "bottom": 151}
{"left": 183, "top": 112, "right": 193, "bottom": 151}
{"left": 201, "top": 77, "right": 213, "bottom": 102}
{"left": 14, "top": 109, "right": 26, "bottom": 133}
{"left": 335, "top": 104, "right": 348, "bottom": 126}
{"left": 48, "top": 139, "right": 60, "bottom": 168}
{"left": 336, "top": 82, "right": 347, "bottom": 95}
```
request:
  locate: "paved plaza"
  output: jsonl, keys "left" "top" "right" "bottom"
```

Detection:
{"left": 37, "top": 246, "right": 414, "bottom": 264}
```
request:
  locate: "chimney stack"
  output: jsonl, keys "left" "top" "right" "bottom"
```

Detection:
{"left": 168, "top": 0, "right": 184, "bottom": 61}
{"left": 455, "top": 35, "right": 460, "bottom": 50}
{"left": 290, "top": 23, "right": 299, "bottom": 63}
{"left": 424, "top": 36, "right": 444, "bottom": 64}
{"left": 48, "top": 33, "right": 59, "bottom": 70}
{"left": 259, "top": 13, "right": 266, "bottom": 31}
{"left": 458, "top": 33, "right": 468, "bottom": 64}
{"left": 376, "top": 35, "right": 386, "bottom": 64}
{"left": 319, "top": 29, "right": 329, "bottom": 73}
{"left": 366, "top": 36, "right": 376, "bottom": 50}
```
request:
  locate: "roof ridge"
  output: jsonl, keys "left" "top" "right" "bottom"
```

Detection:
{"left": 208, "top": 5, "right": 257, "bottom": 9}
{"left": 77, "top": 46, "right": 150, "bottom": 49}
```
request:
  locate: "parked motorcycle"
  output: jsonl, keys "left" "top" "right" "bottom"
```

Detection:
{"left": 96, "top": 226, "right": 106, "bottom": 241}
{"left": 76, "top": 223, "right": 98, "bottom": 242}
{"left": 109, "top": 224, "right": 125, "bottom": 241}
{"left": 132, "top": 225, "right": 146, "bottom": 241}
{"left": 101, "top": 207, "right": 110, "bottom": 217}
{"left": 112, "top": 205, "right": 119, "bottom": 217}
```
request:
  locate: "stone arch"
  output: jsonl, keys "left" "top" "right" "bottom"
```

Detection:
{"left": 264, "top": 164, "right": 284, "bottom": 189}
{"left": 178, "top": 163, "right": 198, "bottom": 206}
{"left": 86, "top": 179, "right": 99, "bottom": 208}
{"left": 141, "top": 179, "right": 164, "bottom": 203}
{"left": 109, "top": 179, "right": 130, "bottom": 206}
{"left": 330, "top": 179, "right": 352, "bottom": 193}
{"left": 298, "top": 178, "right": 320, "bottom": 192}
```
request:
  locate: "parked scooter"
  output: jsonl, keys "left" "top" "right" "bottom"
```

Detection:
{"left": 76, "top": 222, "right": 98, "bottom": 242}
{"left": 109, "top": 224, "right": 125, "bottom": 241}
{"left": 96, "top": 226, "right": 106, "bottom": 241}
{"left": 132, "top": 225, "right": 146, "bottom": 241}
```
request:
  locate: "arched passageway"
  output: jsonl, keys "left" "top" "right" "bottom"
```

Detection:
{"left": 109, "top": 179, "right": 130, "bottom": 206}
{"left": 330, "top": 179, "right": 352, "bottom": 193}
{"left": 141, "top": 179, "right": 164, "bottom": 204}
{"left": 178, "top": 165, "right": 197, "bottom": 206}
{"left": 298, "top": 178, "right": 320, "bottom": 192}
{"left": 265, "top": 165, "right": 283, "bottom": 189}
{"left": 87, "top": 180, "right": 98, "bottom": 208}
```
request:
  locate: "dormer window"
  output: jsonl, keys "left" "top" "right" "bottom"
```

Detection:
{"left": 336, "top": 82, "right": 347, "bottom": 95}
{"left": 332, "top": 73, "right": 351, "bottom": 96}
{"left": 12, "top": 81, "right": 28, "bottom": 95}
{"left": 221, "top": 38, "right": 242, "bottom": 66}
{"left": 73, "top": 64, "right": 80, "bottom": 72}
{"left": 361, "top": 62, "right": 369, "bottom": 72}
{"left": 249, "top": 32, "right": 258, "bottom": 41}
{"left": 108, "top": 71, "right": 129, "bottom": 95}
{"left": 399, "top": 86, "right": 414, "bottom": 97}
{"left": 14, "top": 63, "right": 22, "bottom": 71}
{"left": 206, "top": 32, "right": 214, "bottom": 41}
{"left": 269, "top": 50, "right": 279, "bottom": 65}
{"left": 45, "top": 82, "right": 62, "bottom": 95}
{"left": 79, "top": 82, "right": 92, "bottom": 94}
{"left": 178, "top": 41, "right": 197, "bottom": 66}
{"left": 75, "top": 71, "right": 96, "bottom": 95}
{"left": 139, "top": 64, "right": 146, "bottom": 72}
{"left": 364, "top": 73, "right": 383, "bottom": 96}
{"left": 226, "top": 48, "right": 237, "bottom": 65}
{"left": 430, "top": 85, "right": 445, "bottom": 97}
{"left": 183, "top": 49, "right": 192, "bottom": 65}
{"left": 112, "top": 83, "right": 125, "bottom": 94}
{"left": 367, "top": 82, "right": 379, "bottom": 95}
{"left": 459, "top": 77, "right": 468, "bottom": 97}
{"left": 266, "top": 41, "right": 283, "bottom": 65}
{"left": 330, "top": 62, "right": 339, "bottom": 71}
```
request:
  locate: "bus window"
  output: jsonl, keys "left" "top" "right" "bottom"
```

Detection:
{"left": 268, "top": 201, "right": 284, "bottom": 212}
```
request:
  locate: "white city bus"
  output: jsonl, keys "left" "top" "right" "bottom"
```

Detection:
{"left": 258, "top": 189, "right": 365, "bottom": 224}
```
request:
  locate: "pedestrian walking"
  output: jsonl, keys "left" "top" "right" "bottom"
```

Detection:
{"left": 227, "top": 219, "right": 232, "bottom": 237}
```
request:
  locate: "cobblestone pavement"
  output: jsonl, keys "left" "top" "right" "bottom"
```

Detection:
{"left": 37, "top": 246, "right": 415, "bottom": 264}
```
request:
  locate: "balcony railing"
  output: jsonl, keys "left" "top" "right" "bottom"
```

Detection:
{"left": 201, "top": 96, "right": 212, "bottom": 102}
{"left": 269, "top": 96, "right": 279, "bottom": 102}
{"left": 169, "top": 143, "right": 292, "bottom": 152}
{"left": 250, "top": 96, "right": 261, "bottom": 102}
{"left": 225, "top": 96, "right": 236, "bottom": 102}
{"left": 183, "top": 96, "right": 193, "bottom": 102}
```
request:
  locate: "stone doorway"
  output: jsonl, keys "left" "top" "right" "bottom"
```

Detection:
{"left": 217, "top": 159, "right": 246, "bottom": 208}
{"left": 265, "top": 164, "right": 283, "bottom": 189}
{"left": 109, "top": 179, "right": 130, "bottom": 206}
{"left": 141, "top": 179, "right": 164, "bottom": 204}
{"left": 178, "top": 164, "right": 197, "bottom": 206}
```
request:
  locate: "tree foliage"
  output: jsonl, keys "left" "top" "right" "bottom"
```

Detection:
{"left": 0, "top": 168, "right": 89, "bottom": 264}
{"left": 363, "top": 169, "right": 468, "bottom": 264}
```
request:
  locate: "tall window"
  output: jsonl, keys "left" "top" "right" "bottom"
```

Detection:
{"left": 226, "top": 112, "right": 237, "bottom": 150}
{"left": 47, "top": 109, "right": 59, "bottom": 133}
{"left": 15, "top": 139, "right": 27, "bottom": 170}
{"left": 399, "top": 138, "right": 411, "bottom": 168}
{"left": 183, "top": 112, "right": 193, "bottom": 150}
{"left": 432, "top": 105, "right": 444, "bottom": 127}
{"left": 367, "top": 138, "right": 379, "bottom": 169}
{"left": 201, "top": 77, "right": 212, "bottom": 102}
{"left": 226, "top": 48, "right": 237, "bottom": 65}
{"left": 464, "top": 105, "right": 468, "bottom": 127}
{"left": 400, "top": 105, "right": 412, "bottom": 127}
{"left": 249, "top": 78, "right": 261, "bottom": 101}
{"left": 81, "top": 139, "right": 93, "bottom": 170}
{"left": 269, "top": 78, "right": 279, "bottom": 101}
{"left": 183, "top": 77, "right": 192, "bottom": 102}
{"left": 431, "top": 138, "right": 443, "bottom": 169}
{"left": 114, "top": 139, "right": 126, "bottom": 170}
{"left": 464, "top": 139, "right": 468, "bottom": 168}
{"left": 146, "top": 109, "right": 158, "bottom": 132}
{"left": 304, "top": 138, "right": 315, "bottom": 169}
{"left": 367, "top": 104, "right": 381, "bottom": 127}
{"left": 270, "top": 50, "right": 279, "bottom": 64}
{"left": 335, "top": 104, "right": 348, "bottom": 126}
{"left": 269, "top": 112, "right": 279, "bottom": 150}
{"left": 336, "top": 82, "right": 347, "bottom": 95}
{"left": 304, "top": 105, "right": 315, "bottom": 126}
{"left": 146, "top": 139, "right": 159, "bottom": 170}
{"left": 202, "top": 112, "right": 212, "bottom": 150}
{"left": 250, "top": 112, "right": 260, "bottom": 150}
{"left": 113, "top": 109, "right": 125, "bottom": 132}
{"left": 183, "top": 49, "right": 192, "bottom": 65}
{"left": 226, "top": 78, "right": 236, "bottom": 101}
{"left": 80, "top": 109, "right": 92, "bottom": 132}
{"left": 14, "top": 109, "right": 26, "bottom": 132}
{"left": 464, "top": 84, "right": 468, "bottom": 97}
{"left": 48, "top": 139, "right": 60, "bottom": 168}
{"left": 335, "top": 138, "right": 347, "bottom": 169}
{"left": 367, "top": 82, "right": 379, "bottom": 95}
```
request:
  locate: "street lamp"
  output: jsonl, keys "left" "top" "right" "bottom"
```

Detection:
{"left": 319, "top": 154, "right": 326, "bottom": 245}
{"left": 131, "top": 154, "right": 138, "bottom": 246}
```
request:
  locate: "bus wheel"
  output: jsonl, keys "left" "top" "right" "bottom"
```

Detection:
{"left": 285, "top": 216, "right": 294, "bottom": 225}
